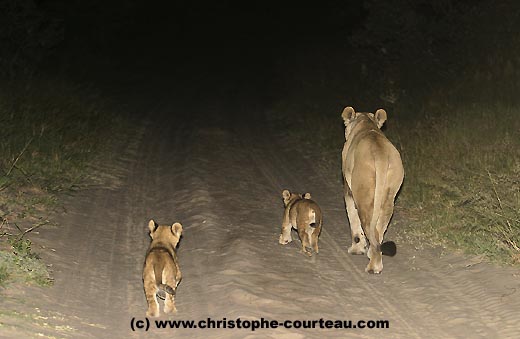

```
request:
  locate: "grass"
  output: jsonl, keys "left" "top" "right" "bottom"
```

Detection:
{"left": 0, "top": 76, "right": 129, "bottom": 287}
{"left": 0, "top": 78, "right": 122, "bottom": 191}
{"left": 388, "top": 104, "right": 520, "bottom": 263}
{"left": 0, "top": 242, "right": 53, "bottom": 287}
{"left": 276, "top": 99, "right": 520, "bottom": 264}
{"left": 0, "top": 213, "right": 53, "bottom": 287}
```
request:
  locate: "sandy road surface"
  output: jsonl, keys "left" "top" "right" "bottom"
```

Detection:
{"left": 1, "top": 97, "right": 519, "bottom": 339}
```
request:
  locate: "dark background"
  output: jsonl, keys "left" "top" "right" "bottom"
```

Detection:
{"left": 2, "top": 0, "right": 520, "bottom": 116}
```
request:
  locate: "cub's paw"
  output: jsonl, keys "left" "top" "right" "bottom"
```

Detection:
{"left": 301, "top": 249, "right": 313, "bottom": 257}
{"left": 279, "top": 234, "right": 292, "bottom": 245}
{"left": 146, "top": 308, "right": 160, "bottom": 318}
{"left": 164, "top": 304, "right": 177, "bottom": 314}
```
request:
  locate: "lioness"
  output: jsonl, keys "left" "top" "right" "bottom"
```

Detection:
{"left": 143, "top": 219, "right": 183, "bottom": 317}
{"left": 341, "top": 106, "right": 404, "bottom": 274}
{"left": 279, "top": 189, "right": 323, "bottom": 256}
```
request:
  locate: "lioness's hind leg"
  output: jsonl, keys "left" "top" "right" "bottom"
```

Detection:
{"left": 366, "top": 195, "right": 397, "bottom": 273}
{"left": 376, "top": 195, "right": 396, "bottom": 245}
{"left": 366, "top": 245, "right": 383, "bottom": 274}
{"left": 365, "top": 227, "right": 384, "bottom": 274}
{"left": 344, "top": 187, "right": 366, "bottom": 254}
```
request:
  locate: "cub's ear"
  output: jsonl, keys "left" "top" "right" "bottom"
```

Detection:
{"left": 341, "top": 106, "right": 356, "bottom": 125}
{"left": 375, "top": 109, "right": 387, "bottom": 129}
{"left": 303, "top": 192, "right": 312, "bottom": 199}
{"left": 171, "top": 222, "right": 183, "bottom": 238}
{"left": 282, "top": 189, "right": 291, "bottom": 200}
{"left": 148, "top": 219, "right": 157, "bottom": 234}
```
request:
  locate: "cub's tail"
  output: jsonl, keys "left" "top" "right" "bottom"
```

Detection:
{"left": 380, "top": 241, "right": 397, "bottom": 257}
{"left": 156, "top": 283, "right": 176, "bottom": 300}
{"left": 309, "top": 209, "right": 317, "bottom": 228}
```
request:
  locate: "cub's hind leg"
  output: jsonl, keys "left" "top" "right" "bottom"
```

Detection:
{"left": 311, "top": 230, "right": 319, "bottom": 254}
{"left": 162, "top": 267, "right": 179, "bottom": 314}
{"left": 279, "top": 215, "right": 293, "bottom": 245}
{"left": 298, "top": 227, "right": 312, "bottom": 257}
{"left": 163, "top": 289, "right": 177, "bottom": 314}
{"left": 144, "top": 276, "right": 160, "bottom": 317}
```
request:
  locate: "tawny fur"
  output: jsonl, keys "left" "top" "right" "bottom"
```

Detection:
{"left": 341, "top": 107, "right": 404, "bottom": 274}
{"left": 279, "top": 190, "right": 323, "bottom": 256}
{"left": 143, "top": 220, "right": 183, "bottom": 317}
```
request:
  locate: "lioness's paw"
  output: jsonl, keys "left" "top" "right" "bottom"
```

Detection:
{"left": 348, "top": 246, "right": 366, "bottom": 255}
{"left": 365, "top": 268, "right": 382, "bottom": 274}
{"left": 365, "top": 264, "right": 383, "bottom": 274}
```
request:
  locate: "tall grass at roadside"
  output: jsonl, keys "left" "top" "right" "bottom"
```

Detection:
{"left": 0, "top": 78, "right": 120, "bottom": 191}
{"left": 0, "top": 76, "right": 127, "bottom": 286}
{"left": 388, "top": 105, "right": 520, "bottom": 263}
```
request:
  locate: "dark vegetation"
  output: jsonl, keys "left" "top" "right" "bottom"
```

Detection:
{"left": 0, "top": 1, "right": 128, "bottom": 286}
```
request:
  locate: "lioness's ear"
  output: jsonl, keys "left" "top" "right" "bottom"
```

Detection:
{"left": 303, "top": 192, "right": 311, "bottom": 199}
{"left": 341, "top": 106, "right": 356, "bottom": 125}
{"left": 375, "top": 109, "right": 387, "bottom": 129}
{"left": 148, "top": 219, "right": 157, "bottom": 233}
{"left": 171, "top": 222, "right": 183, "bottom": 238}
{"left": 282, "top": 189, "right": 291, "bottom": 200}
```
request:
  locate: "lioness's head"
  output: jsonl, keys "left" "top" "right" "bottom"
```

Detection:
{"left": 282, "top": 189, "right": 311, "bottom": 207}
{"left": 148, "top": 219, "right": 183, "bottom": 248}
{"left": 341, "top": 106, "right": 387, "bottom": 140}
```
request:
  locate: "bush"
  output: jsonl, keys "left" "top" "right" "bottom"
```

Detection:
{"left": 350, "top": 0, "right": 520, "bottom": 107}
{"left": 0, "top": 0, "right": 63, "bottom": 80}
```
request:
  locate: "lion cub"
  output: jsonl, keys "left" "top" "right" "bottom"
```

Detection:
{"left": 279, "top": 189, "right": 323, "bottom": 256}
{"left": 143, "top": 219, "right": 183, "bottom": 317}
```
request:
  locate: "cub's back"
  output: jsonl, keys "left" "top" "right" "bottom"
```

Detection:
{"left": 290, "top": 199, "right": 322, "bottom": 224}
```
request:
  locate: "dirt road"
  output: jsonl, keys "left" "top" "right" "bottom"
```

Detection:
{"left": 1, "top": 92, "right": 519, "bottom": 338}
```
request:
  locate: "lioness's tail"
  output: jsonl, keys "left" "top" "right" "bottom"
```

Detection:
{"left": 380, "top": 241, "right": 397, "bottom": 256}
{"left": 156, "top": 283, "right": 176, "bottom": 300}
{"left": 370, "top": 154, "right": 398, "bottom": 256}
